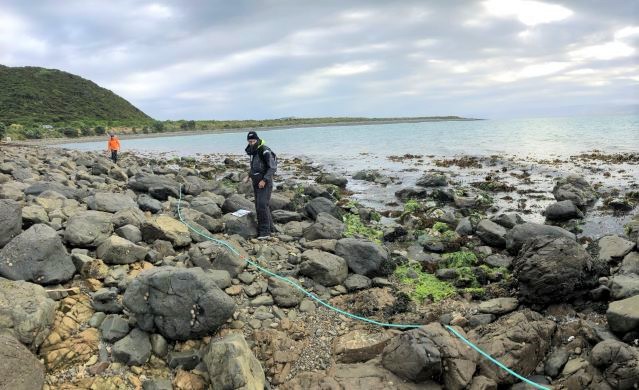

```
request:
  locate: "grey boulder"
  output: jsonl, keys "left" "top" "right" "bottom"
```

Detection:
{"left": 65, "top": 210, "right": 114, "bottom": 248}
{"left": 0, "top": 278, "right": 56, "bottom": 348}
{"left": 96, "top": 235, "right": 149, "bottom": 265}
{"left": 513, "top": 236, "right": 605, "bottom": 305}
{"left": 0, "top": 224, "right": 75, "bottom": 284}
{"left": 0, "top": 199, "right": 21, "bottom": 248}
{"left": 0, "top": 333, "right": 45, "bottom": 390}
{"left": 299, "top": 249, "right": 348, "bottom": 286}
{"left": 553, "top": 174, "right": 597, "bottom": 207}
{"left": 112, "top": 328, "right": 152, "bottom": 366}
{"left": 335, "top": 238, "right": 388, "bottom": 276}
{"left": 202, "top": 332, "right": 265, "bottom": 390}
{"left": 505, "top": 222, "right": 575, "bottom": 254}
{"left": 381, "top": 323, "right": 477, "bottom": 389}
{"left": 87, "top": 192, "right": 137, "bottom": 213}
{"left": 123, "top": 267, "right": 235, "bottom": 340}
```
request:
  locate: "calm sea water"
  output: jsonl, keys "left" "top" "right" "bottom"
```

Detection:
{"left": 59, "top": 114, "right": 638, "bottom": 237}
{"left": 60, "top": 115, "right": 638, "bottom": 164}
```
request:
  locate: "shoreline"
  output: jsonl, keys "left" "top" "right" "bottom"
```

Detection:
{"left": 20, "top": 117, "right": 481, "bottom": 145}
{"left": 0, "top": 144, "right": 637, "bottom": 389}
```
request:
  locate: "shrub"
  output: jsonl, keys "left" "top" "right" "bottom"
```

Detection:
{"left": 94, "top": 126, "right": 106, "bottom": 135}
{"left": 81, "top": 127, "right": 95, "bottom": 136}
{"left": 62, "top": 127, "right": 79, "bottom": 137}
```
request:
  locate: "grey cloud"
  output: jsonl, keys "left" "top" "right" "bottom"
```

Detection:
{"left": 1, "top": 0, "right": 637, "bottom": 119}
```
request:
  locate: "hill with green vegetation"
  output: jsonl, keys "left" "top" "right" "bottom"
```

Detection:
{"left": 0, "top": 64, "right": 475, "bottom": 141}
{"left": 0, "top": 65, "right": 151, "bottom": 138}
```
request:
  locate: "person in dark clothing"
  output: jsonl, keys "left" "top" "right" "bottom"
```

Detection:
{"left": 245, "top": 131, "right": 277, "bottom": 239}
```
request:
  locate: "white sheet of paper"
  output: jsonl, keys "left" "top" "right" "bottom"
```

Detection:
{"left": 231, "top": 209, "right": 251, "bottom": 217}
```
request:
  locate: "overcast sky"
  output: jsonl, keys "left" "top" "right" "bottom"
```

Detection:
{"left": 1, "top": 0, "right": 637, "bottom": 120}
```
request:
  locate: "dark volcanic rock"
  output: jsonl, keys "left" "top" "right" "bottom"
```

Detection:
{"left": 513, "top": 236, "right": 605, "bottom": 305}
{"left": 0, "top": 224, "right": 75, "bottom": 285}
{"left": 123, "top": 267, "right": 235, "bottom": 340}
{"left": 0, "top": 199, "right": 22, "bottom": 248}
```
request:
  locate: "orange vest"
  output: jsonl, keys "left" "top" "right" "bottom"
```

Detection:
{"left": 108, "top": 137, "right": 120, "bottom": 151}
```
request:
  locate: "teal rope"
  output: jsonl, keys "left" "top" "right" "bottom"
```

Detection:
{"left": 176, "top": 186, "right": 550, "bottom": 389}
{"left": 445, "top": 325, "right": 550, "bottom": 390}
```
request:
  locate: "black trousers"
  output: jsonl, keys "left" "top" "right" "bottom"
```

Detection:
{"left": 252, "top": 178, "right": 274, "bottom": 236}
{"left": 111, "top": 150, "right": 118, "bottom": 163}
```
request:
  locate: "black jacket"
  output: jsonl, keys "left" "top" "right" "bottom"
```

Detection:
{"left": 245, "top": 140, "right": 276, "bottom": 183}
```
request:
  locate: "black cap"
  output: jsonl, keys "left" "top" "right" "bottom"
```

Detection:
{"left": 247, "top": 131, "right": 259, "bottom": 141}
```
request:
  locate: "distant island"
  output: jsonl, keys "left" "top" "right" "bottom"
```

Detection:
{"left": 0, "top": 65, "right": 477, "bottom": 141}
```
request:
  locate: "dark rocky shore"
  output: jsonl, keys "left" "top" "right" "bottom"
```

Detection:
{"left": 0, "top": 144, "right": 638, "bottom": 390}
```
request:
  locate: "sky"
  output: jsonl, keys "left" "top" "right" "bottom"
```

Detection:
{"left": 1, "top": 0, "right": 638, "bottom": 120}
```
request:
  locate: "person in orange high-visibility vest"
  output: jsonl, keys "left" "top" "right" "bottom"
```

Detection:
{"left": 107, "top": 133, "right": 121, "bottom": 163}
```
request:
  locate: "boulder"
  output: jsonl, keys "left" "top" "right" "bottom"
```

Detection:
{"left": 112, "top": 207, "right": 147, "bottom": 228}
{"left": 268, "top": 277, "right": 304, "bottom": 308}
{"left": 597, "top": 235, "right": 636, "bottom": 262}
{"left": 188, "top": 240, "right": 248, "bottom": 278}
{"left": 96, "top": 235, "right": 149, "bottom": 264}
{"left": 21, "top": 204, "right": 49, "bottom": 227}
{"left": 123, "top": 267, "right": 235, "bottom": 340}
{"left": 606, "top": 295, "right": 639, "bottom": 335}
{"left": 24, "top": 181, "right": 83, "bottom": 200}
{"left": 608, "top": 274, "right": 639, "bottom": 300}
{"left": 1, "top": 224, "right": 75, "bottom": 284}
{"left": 513, "top": 236, "right": 605, "bottom": 305}
{"left": 0, "top": 278, "right": 56, "bottom": 348}
{"left": 115, "top": 224, "right": 142, "bottom": 243}
{"left": 505, "top": 222, "right": 575, "bottom": 254}
{"left": 304, "top": 197, "right": 340, "bottom": 220}
{"left": 282, "top": 357, "right": 441, "bottom": 390}
{"left": 336, "top": 238, "right": 388, "bottom": 276}
{"left": 590, "top": 339, "right": 639, "bottom": 389}
{"left": 477, "top": 298, "right": 519, "bottom": 315}
{"left": 141, "top": 215, "right": 191, "bottom": 247}
{"left": 271, "top": 210, "right": 302, "bottom": 223}
{"left": 138, "top": 193, "right": 163, "bottom": 213}
{"left": 190, "top": 196, "right": 222, "bottom": 218}
{"left": 299, "top": 249, "right": 348, "bottom": 286}
{"left": 395, "top": 187, "right": 429, "bottom": 201}
{"left": 619, "top": 252, "right": 639, "bottom": 275}
{"left": 316, "top": 173, "right": 348, "bottom": 188}
{"left": 222, "top": 194, "right": 255, "bottom": 214}
{"left": 202, "top": 332, "right": 265, "bottom": 390}
{"left": 0, "top": 199, "right": 22, "bottom": 248}
{"left": 381, "top": 323, "right": 477, "bottom": 389}
{"left": 65, "top": 210, "right": 114, "bottom": 248}
{"left": 468, "top": 310, "right": 555, "bottom": 385}
{"left": 222, "top": 213, "right": 258, "bottom": 239}
{"left": 303, "top": 212, "right": 345, "bottom": 241}
{"left": 100, "top": 314, "right": 131, "bottom": 342}
{"left": 490, "top": 213, "right": 524, "bottom": 229}
{"left": 344, "top": 274, "right": 372, "bottom": 291}
{"left": 87, "top": 192, "right": 137, "bottom": 213}
{"left": 128, "top": 174, "right": 179, "bottom": 200}
{"left": 553, "top": 174, "right": 597, "bottom": 208}
{"left": 112, "top": 328, "right": 152, "bottom": 366}
{"left": 333, "top": 330, "right": 395, "bottom": 364}
{"left": 0, "top": 334, "right": 45, "bottom": 390}
{"left": 416, "top": 173, "right": 447, "bottom": 187}
{"left": 545, "top": 200, "right": 584, "bottom": 221}
{"left": 476, "top": 219, "right": 507, "bottom": 248}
